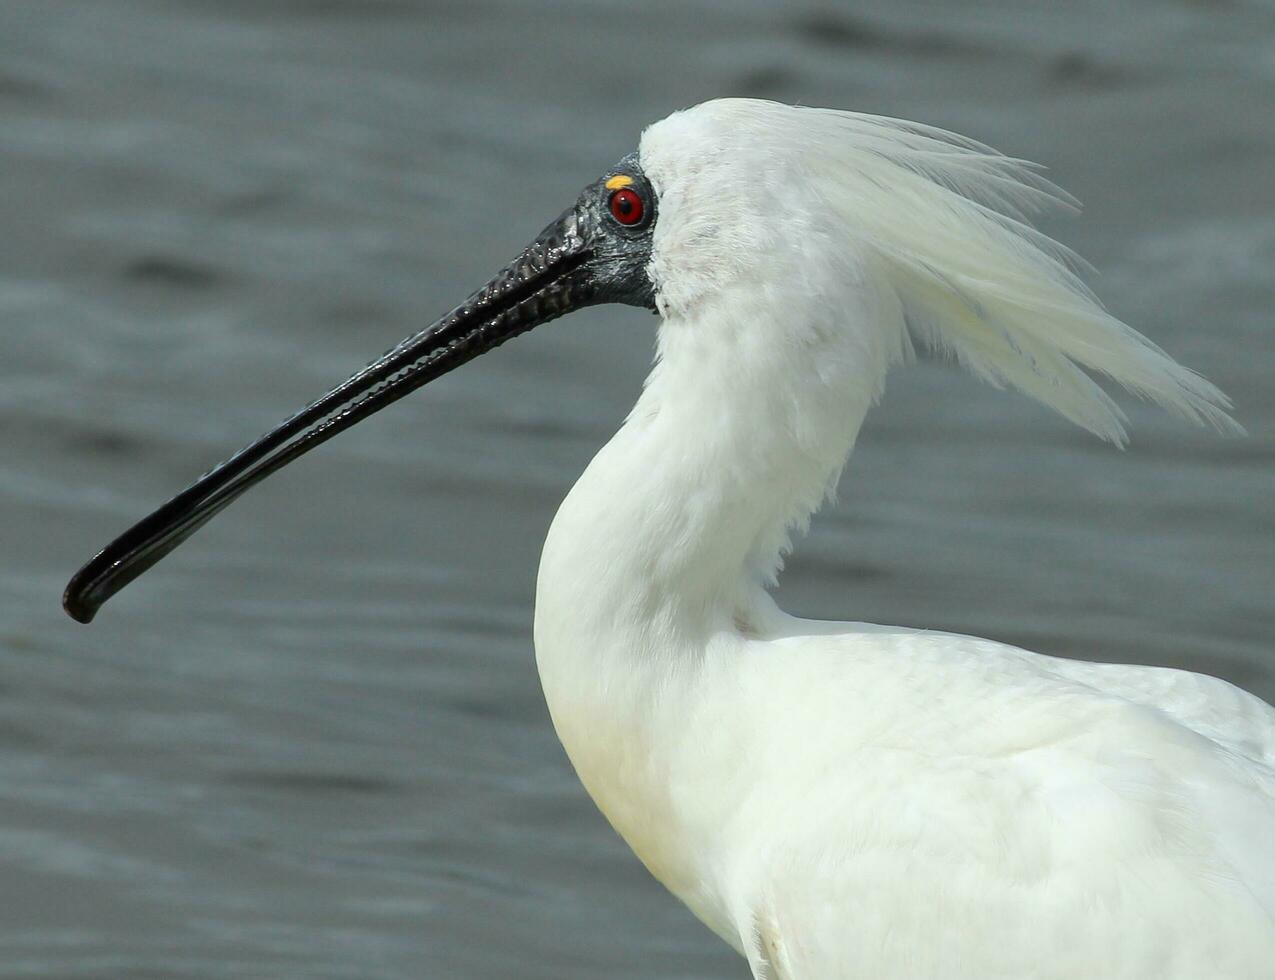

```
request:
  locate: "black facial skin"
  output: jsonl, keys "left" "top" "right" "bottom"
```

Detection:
{"left": 63, "top": 154, "right": 659, "bottom": 623}
{"left": 575, "top": 152, "right": 658, "bottom": 308}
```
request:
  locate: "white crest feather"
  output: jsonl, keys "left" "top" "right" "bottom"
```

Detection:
{"left": 642, "top": 99, "right": 1239, "bottom": 445}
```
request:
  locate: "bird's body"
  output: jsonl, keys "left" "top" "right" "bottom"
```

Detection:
{"left": 66, "top": 98, "right": 1275, "bottom": 976}
{"left": 539, "top": 606, "right": 1275, "bottom": 977}
{"left": 535, "top": 375, "right": 1275, "bottom": 978}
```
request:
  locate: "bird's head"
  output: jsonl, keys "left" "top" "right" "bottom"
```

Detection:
{"left": 64, "top": 99, "right": 1237, "bottom": 623}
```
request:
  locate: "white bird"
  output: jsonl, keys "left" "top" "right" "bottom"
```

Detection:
{"left": 66, "top": 99, "right": 1275, "bottom": 978}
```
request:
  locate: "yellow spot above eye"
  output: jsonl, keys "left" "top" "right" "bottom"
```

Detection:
{"left": 605, "top": 174, "right": 634, "bottom": 190}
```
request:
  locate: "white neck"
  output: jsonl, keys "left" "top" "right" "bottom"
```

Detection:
{"left": 537, "top": 280, "right": 894, "bottom": 645}
{"left": 532, "top": 279, "right": 900, "bottom": 919}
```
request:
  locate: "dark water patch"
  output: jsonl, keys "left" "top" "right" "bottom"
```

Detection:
{"left": 410, "top": 838, "right": 532, "bottom": 896}
{"left": 317, "top": 301, "right": 396, "bottom": 328}
{"left": 123, "top": 256, "right": 224, "bottom": 291}
{"left": 63, "top": 426, "right": 146, "bottom": 458}
{"left": 734, "top": 65, "right": 798, "bottom": 99}
{"left": 793, "top": 11, "right": 993, "bottom": 58}
{"left": 3, "top": 410, "right": 151, "bottom": 471}
{"left": 0, "top": 718, "right": 48, "bottom": 750}
{"left": 30, "top": 970, "right": 181, "bottom": 980}
{"left": 789, "top": 552, "right": 892, "bottom": 585}
{"left": 1118, "top": 433, "right": 1270, "bottom": 467}
{"left": 0, "top": 632, "right": 42, "bottom": 655}
{"left": 191, "top": 0, "right": 425, "bottom": 19}
{"left": 217, "top": 185, "right": 294, "bottom": 218}
{"left": 1045, "top": 52, "right": 1141, "bottom": 90}
{"left": 472, "top": 414, "right": 575, "bottom": 441}
{"left": 442, "top": 691, "right": 545, "bottom": 725}
{"left": 223, "top": 770, "right": 405, "bottom": 795}
{"left": 0, "top": 70, "right": 52, "bottom": 103}
{"left": 432, "top": 609, "right": 523, "bottom": 640}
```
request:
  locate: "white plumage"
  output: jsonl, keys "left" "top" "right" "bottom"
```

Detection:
{"left": 533, "top": 99, "right": 1272, "bottom": 977}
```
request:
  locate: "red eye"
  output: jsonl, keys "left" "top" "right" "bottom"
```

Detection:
{"left": 608, "top": 188, "right": 644, "bottom": 226}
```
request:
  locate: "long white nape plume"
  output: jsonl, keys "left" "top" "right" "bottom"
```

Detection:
{"left": 800, "top": 106, "right": 1240, "bottom": 445}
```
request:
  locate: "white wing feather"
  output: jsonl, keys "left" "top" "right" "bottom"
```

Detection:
{"left": 719, "top": 625, "right": 1275, "bottom": 979}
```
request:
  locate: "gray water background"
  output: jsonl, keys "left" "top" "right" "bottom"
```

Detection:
{"left": 3, "top": 1, "right": 1274, "bottom": 976}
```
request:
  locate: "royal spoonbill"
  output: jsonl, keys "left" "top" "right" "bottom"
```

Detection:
{"left": 65, "top": 99, "right": 1274, "bottom": 978}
